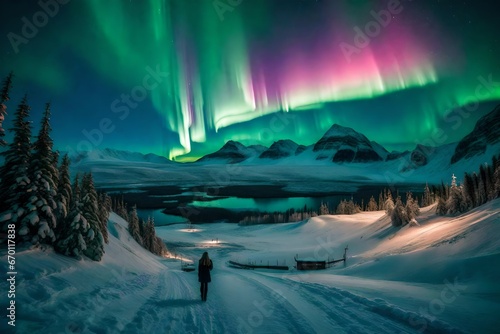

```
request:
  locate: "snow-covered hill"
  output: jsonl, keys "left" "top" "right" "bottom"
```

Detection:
{"left": 4, "top": 200, "right": 499, "bottom": 333}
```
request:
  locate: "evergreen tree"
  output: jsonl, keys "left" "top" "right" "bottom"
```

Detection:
{"left": 147, "top": 218, "right": 156, "bottom": 253}
{"left": 81, "top": 173, "right": 105, "bottom": 261}
{"left": 51, "top": 150, "right": 60, "bottom": 189}
{"left": 128, "top": 205, "right": 142, "bottom": 245}
{"left": 384, "top": 193, "right": 395, "bottom": 216}
{"left": 0, "top": 96, "right": 32, "bottom": 233}
{"left": 55, "top": 174, "right": 89, "bottom": 258}
{"left": 336, "top": 200, "right": 346, "bottom": 214}
{"left": 378, "top": 191, "right": 384, "bottom": 211}
{"left": 486, "top": 163, "right": 495, "bottom": 200}
{"left": 447, "top": 184, "right": 467, "bottom": 215}
{"left": 405, "top": 192, "right": 420, "bottom": 222}
{"left": 391, "top": 196, "right": 406, "bottom": 227}
{"left": 462, "top": 172, "right": 475, "bottom": 210}
{"left": 55, "top": 154, "right": 72, "bottom": 221}
{"left": 142, "top": 216, "right": 153, "bottom": 251}
{"left": 436, "top": 197, "right": 447, "bottom": 215}
{"left": 0, "top": 72, "right": 13, "bottom": 147}
{"left": 495, "top": 156, "right": 500, "bottom": 198}
{"left": 319, "top": 202, "right": 329, "bottom": 215}
{"left": 20, "top": 103, "right": 58, "bottom": 244}
{"left": 479, "top": 165, "right": 488, "bottom": 205}
{"left": 422, "top": 183, "right": 433, "bottom": 207}
{"left": 367, "top": 196, "right": 378, "bottom": 211}
{"left": 153, "top": 236, "right": 167, "bottom": 256}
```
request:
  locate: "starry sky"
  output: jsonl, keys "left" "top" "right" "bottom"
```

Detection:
{"left": 1, "top": 0, "right": 499, "bottom": 161}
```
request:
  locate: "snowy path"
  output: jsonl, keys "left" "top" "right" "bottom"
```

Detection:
{"left": 103, "top": 258, "right": 440, "bottom": 334}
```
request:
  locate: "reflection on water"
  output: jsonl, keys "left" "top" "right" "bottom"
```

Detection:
{"left": 191, "top": 196, "right": 347, "bottom": 212}
{"left": 137, "top": 209, "right": 188, "bottom": 226}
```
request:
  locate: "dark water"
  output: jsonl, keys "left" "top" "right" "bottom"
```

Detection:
{"left": 133, "top": 183, "right": 426, "bottom": 225}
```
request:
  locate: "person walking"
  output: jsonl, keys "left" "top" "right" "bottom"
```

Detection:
{"left": 198, "top": 252, "right": 213, "bottom": 301}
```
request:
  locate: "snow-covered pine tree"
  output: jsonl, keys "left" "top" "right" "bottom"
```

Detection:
{"left": 128, "top": 205, "right": 142, "bottom": 245}
{"left": 391, "top": 196, "right": 406, "bottom": 227}
{"left": 405, "top": 192, "right": 420, "bottom": 222}
{"left": 367, "top": 196, "right": 378, "bottom": 211}
{"left": 55, "top": 174, "right": 89, "bottom": 258}
{"left": 336, "top": 200, "right": 346, "bottom": 214}
{"left": 384, "top": 193, "right": 395, "bottom": 216}
{"left": 345, "top": 199, "right": 360, "bottom": 214}
{"left": 141, "top": 216, "right": 153, "bottom": 251}
{"left": 81, "top": 173, "right": 105, "bottom": 261}
{"left": 319, "top": 202, "right": 329, "bottom": 215}
{"left": 0, "top": 72, "right": 13, "bottom": 147}
{"left": 0, "top": 96, "right": 32, "bottom": 234}
{"left": 147, "top": 218, "right": 156, "bottom": 253}
{"left": 55, "top": 154, "right": 72, "bottom": 221}
{"left": 378, "top": 191, "right": 384, "bottom": 211}
{"left": 21, "top": 103, "right": 58, "bottom": 244}
{"left": 447, "top": 183, "right": 467, "bottom": 215}
{"left": 435, "top": 181, "right": 448, "bottom": 215}
{"left": 154, "top": 236, "right": 167, "bottom": 256}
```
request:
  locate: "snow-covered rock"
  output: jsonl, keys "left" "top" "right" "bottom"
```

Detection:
{"left": 451, "top": 104, "right": 500, "bottom": 164}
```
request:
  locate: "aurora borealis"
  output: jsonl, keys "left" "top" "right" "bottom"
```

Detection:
{"left": 1, "top": 0, "right": 499, "bottom": 161}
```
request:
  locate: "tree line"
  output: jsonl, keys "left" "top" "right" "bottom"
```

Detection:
{"left": 436, "top": 156, "right": 500, "bottom": 216}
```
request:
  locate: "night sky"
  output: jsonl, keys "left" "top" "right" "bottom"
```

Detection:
{"left": 1, "top": 0, "right": 499, "bottom": 161}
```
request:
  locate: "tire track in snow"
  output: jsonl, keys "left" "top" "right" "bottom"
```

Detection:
{"left": 242, "top": 272, "right": 422, "bottom": 334}
{"left": 216, "top": 268, "right": 317, "bottom": 333}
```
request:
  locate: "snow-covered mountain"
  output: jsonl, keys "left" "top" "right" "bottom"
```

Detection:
{"left": 67, "top": 148, "right": 172, "bottom": 165}
{"left": 196, "top": 140, "right": 267, "bottom": 163}
{"left": 259, "top": 139, "right": 304, "bottom": 159}
{"left": 451, "top": 104, "right": 500, "bottom": 164}
{"left": 312, "top": 124, "right": 388, "bottom": 162}
{"left": 198, "top": 124, "right": 390, "bottom": 164}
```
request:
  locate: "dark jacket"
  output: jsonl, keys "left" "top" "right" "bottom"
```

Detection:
{"left": 198, "top": 259, "right": 213, "bottom": 283}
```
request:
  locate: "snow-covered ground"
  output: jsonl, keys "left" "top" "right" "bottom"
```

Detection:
{"left": 3, "top": 199, "right": 499, "bottom": 333}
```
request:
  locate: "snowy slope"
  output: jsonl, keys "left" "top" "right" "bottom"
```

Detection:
{"left": 4, "top": 200, "right": 498, "bottom": 333}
